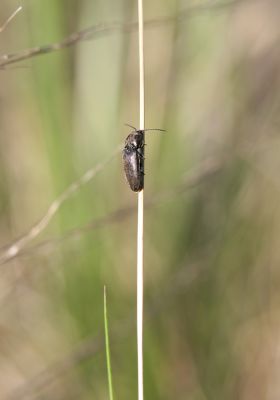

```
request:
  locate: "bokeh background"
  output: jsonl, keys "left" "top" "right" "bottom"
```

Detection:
{"left": 0, "top": 0, "right": 280, "bottom": 399}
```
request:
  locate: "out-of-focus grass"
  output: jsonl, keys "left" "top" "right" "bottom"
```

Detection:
{"left": 1, "top": 0, "right": 280, "bottom": 399}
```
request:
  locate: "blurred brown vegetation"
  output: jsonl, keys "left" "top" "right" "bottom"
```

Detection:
{"left": 0, "top": 0, "right": 280, "bottom": 399}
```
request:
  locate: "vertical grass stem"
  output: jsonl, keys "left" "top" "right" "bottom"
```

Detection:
{"left": 104, "top": 286, "right": 114, "bottom": 400}
{"left": 137, "top": 0, "right": 145, "bottom": 400}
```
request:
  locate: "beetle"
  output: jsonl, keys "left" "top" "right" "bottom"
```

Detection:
{"left": 123, "top": 124, "right": 165, "bottom": 192}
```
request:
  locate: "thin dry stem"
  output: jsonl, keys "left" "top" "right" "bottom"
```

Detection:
{"left": 0, "top": 5, "right": 22, "bottom": 34}
{"left": 0, "top": 157, "right": 222, "bottom": 266}
{"left": 137, "top": 0, "right": 145, "bottom": 399}
{"left": 0, "top": 0, "right": 240, "bottom": 68}
{"left": 0, "top": 146, "right": 121, "bottom": 265}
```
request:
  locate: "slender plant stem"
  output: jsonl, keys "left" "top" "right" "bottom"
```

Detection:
{"left": 104, "top": 286, "right": 114, "bottom": 400}
{"left": 137, "top": 0, "right": 145, "bottom": 399}
{"left": 137, "top": 190, "right": 144, "bottom": 400}
{"left": 0, "top": 5, "right": 22, "bottom": 33}
{"left": 0, "top": 1, "right": 242, "bottom": 69}
{"left": 0, "top": 146, "right": 121, "bottom": 264}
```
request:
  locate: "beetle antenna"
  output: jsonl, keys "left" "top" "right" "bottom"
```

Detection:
{"left": 143, "top": 128, "right": 166, "bottom": 133}
{"left": 125, "top": 124, "right": 166, "bottom": 133}
{"left": 125, "top": 123, "right": 137, "bottom": 131}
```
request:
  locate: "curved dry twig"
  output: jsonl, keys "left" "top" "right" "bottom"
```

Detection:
{"left": 0, "top": 156, "right": 222, "bottom": 266}
{"left": 0, "top": 5, "right": 22, "bottom": 34}
{"left": 0, "top": 145, "right": 122, "bottom": 265}
{"left": 0, "top": 0, "right": 241, "bottom": 68}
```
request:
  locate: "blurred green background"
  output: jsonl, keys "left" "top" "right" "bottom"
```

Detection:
{"left": 0, "top": 0, "right": 280, "bottom": 399}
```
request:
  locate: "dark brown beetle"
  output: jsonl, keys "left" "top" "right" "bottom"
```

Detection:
{"left": 122, "top": 124, "right": 165, "bottom": 192}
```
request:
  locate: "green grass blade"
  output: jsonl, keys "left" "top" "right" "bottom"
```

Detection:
{"left": 104, "top": 286, "right": 114, "bottom": 400}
